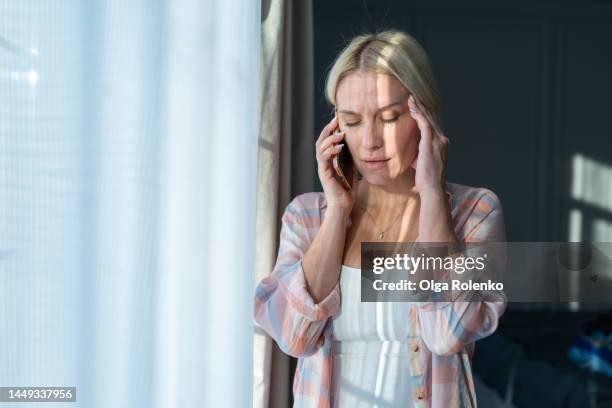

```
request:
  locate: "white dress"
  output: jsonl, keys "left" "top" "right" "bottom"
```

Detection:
{"left": 330, "top": 265, "right": 415, "bottom": 408}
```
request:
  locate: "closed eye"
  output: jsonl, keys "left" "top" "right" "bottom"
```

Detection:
{"left": 343, "top": 113, "right": 401, "bottom": 127}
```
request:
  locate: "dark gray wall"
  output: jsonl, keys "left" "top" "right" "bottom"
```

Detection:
{"left": 313, "top": 0, "right": 612, "bottom": 242}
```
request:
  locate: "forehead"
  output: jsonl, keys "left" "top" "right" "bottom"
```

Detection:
{"left": 336, "top": 71, "right": 407, "bottom": 112}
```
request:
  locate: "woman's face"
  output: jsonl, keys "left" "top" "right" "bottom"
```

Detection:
{"left": 335, "top": 71, "right": 420, "bottom": 186}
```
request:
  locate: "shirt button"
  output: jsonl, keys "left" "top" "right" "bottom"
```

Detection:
{"left": 411, "top": 342, "right": 419, "bottom": 353}
{"left": 416, "top": 390, "right": 426, "bottom": 400}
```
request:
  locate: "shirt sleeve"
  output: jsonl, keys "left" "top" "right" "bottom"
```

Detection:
{"left": 416, "top": 189, "right": 508, "bottom": 356}
{"left": 254, "top": 197, "right": 341, "bottom": 358}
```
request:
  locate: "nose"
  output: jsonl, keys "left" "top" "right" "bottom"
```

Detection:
{"left": 362, "top": 121, "right": 383, "bottom": 151}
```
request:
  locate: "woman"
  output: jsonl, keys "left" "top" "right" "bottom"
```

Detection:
{"left": 254, "top": 30, "right": 506, "bottom": 408}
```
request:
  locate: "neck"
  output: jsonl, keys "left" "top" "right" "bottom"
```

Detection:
{"left": 357, "top": 169, "right": 419, "bottom": 209}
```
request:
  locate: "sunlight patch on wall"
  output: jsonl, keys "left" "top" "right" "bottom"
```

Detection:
{"left": 571, "top": 153, "right": 612, "bottom": 213}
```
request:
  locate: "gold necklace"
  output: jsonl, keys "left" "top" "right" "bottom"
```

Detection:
{"left": 357, "top": 200, "right": 409, "bottom": 240}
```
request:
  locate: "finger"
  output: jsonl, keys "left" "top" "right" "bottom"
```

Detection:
{"left": 432, "top": 135, "right": 449, "bottom": 157}
{"left": 408, "top": 96, "right": 433, "bottom": 142}
{"left": 316, "top": 133, "right": 344, "bottom": 161}
{"left": 318, "top": 143, "right": 344, "bottom": 163}
{"left": 410, "top": 154, "right": 418, "bottom": 171}
{"left": 319, "top": 131, "right": 345, "bottom": 153}
{"left": 409, "top": 95, "right": 446, "bottom": 139}
{"left": 316, "top": 115, "right": 339, "bottom": 146}
{"left": 409, "top": 95, "right": 435, "bottom": 125}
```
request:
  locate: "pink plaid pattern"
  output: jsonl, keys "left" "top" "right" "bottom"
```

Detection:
{"left": 255, "top": 182, "right": 507, "bottom": 407}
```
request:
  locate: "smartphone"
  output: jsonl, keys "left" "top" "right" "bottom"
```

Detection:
{"left": 332, "top": 130, "right": 354, "bottom": 190}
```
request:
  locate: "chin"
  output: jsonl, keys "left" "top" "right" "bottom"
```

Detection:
{"left": 360, "top": 171, "right": 394, "bottom": 186}
{"left": 358, "top": 164, "right": 411, "bottom": 186}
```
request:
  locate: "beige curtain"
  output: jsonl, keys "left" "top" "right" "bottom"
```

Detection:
{"left": 253, "top": 0, "right": 314, "bottom": 407}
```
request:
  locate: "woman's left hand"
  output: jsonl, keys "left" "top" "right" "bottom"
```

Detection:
{"left": 407, "top": 95, "right": 449, "bottom": 199}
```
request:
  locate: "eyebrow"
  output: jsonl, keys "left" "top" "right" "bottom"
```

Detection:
{"left": 337, "top": 100, "right": 404, "bottom": 115}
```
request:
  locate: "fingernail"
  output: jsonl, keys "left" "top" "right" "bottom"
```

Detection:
{"left": 336, "top": 143, "right": 344, "bottom": 148}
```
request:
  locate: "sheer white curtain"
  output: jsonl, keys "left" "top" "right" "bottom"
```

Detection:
{"left": 0, "top": 1, "right": 259, "bottom": 407}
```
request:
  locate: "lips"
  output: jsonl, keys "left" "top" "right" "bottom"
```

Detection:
{"left": 362, "top": 158, "right": 390, "bottom": 170}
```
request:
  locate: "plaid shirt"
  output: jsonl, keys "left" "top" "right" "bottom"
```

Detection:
{"left": 254, "top": 182, "right": 507, "bottom": 407}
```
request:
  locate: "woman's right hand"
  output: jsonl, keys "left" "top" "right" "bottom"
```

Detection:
{"left": 315, "top": 115, "right": 356, "bottom": 212}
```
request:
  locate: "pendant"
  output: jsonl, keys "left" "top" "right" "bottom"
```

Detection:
{"left": 379, "top": 231, "right": 384, "bottom": 240}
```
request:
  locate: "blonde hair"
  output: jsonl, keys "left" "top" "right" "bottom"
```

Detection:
{"left": 325, "top": 30, "right": 440, "bottom": 120}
